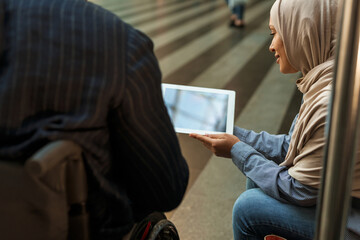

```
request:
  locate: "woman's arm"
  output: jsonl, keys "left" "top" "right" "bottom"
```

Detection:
{"left": 189, "top": 131, "right": 318, "bottom": 206}
{"left": 232, "top": 141, "right": 318, "bottom": 206}
{"left": 234, "top": 127, "right": 290, "bottom": 165}
{"left": 233, "top": 114, "right": 298, "bottom": 164}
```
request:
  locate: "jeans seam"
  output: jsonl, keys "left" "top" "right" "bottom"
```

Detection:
{"left": 246, "top": 222, "right": 312, "bottom": 240}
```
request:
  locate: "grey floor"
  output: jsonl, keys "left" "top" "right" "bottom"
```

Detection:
{"left": 89, "top": 0, "right": 302, "bottom": 239}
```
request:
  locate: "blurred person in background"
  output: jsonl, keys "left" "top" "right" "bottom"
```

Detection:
{"left": 225, "top": 0, "right": 247, "bottom": 28}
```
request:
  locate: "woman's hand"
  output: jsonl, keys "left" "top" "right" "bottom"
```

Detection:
{"left": 189, "top": 133, "right": 240, "bottom": 158}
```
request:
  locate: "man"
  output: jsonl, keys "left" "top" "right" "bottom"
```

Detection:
{"left": 0, "top": 0, "right": 189, "bottom": 239}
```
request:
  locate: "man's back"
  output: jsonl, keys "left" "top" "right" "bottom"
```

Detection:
{"left": 0, "top": 0, "right": 189, "bottom": 238}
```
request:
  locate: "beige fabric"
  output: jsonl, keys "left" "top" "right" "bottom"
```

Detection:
{"left": 270, "top": 0, "right": 360, "bottom": 198}
{"left": 270, "top": 0, "right": 337, "bottom": 76}
{"left": 282, "top": 61, "right": 333, "bottom": 188}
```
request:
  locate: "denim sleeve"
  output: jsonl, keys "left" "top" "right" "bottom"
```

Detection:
{"left": 231, "top": 139, "right": 318, "bottom": 207}
{"left": 233, "top": 114, "right": 298, "bottom": 164}
{"left": 233, "top": 127, "right": 290, "bottom": 164}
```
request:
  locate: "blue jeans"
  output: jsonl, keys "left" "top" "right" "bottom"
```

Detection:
{"left": 232, "top": 4, "right": 245, "bottom": 20}
{"left": 232, "top": 180, "right": 316, "bottom": 240}
{"left": 225, "top": 0, "right": 245, "bottom": 20}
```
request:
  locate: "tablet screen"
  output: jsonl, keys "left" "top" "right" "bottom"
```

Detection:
{"left": 162, "top": 84, "right": 235, "bottom": 134}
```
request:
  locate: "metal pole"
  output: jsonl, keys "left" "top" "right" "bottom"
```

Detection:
{"left": 314, "top": 0, "right": 360, "bottom": 239}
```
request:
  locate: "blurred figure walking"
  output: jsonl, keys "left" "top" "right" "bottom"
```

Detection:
{"left": 225, "top": 0, "right": 247, "bottom": 28}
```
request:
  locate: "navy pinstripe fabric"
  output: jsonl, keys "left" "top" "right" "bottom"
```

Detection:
{"left": 0, "top": 0, "right": 189, "bottom": 238}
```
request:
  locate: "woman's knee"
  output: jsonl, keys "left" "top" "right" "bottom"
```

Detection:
{"left": 232, "top": 189, "right": 266, "bottom": 234}
{"left": 233, "top": 188, "right": 265, "bottom": 214}
{"left": 233, "top": 188, "right": 316, "bottom": 240}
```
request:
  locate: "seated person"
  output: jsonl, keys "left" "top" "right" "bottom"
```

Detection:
{"left": 190, "top": 0, "right": 360, "bottom": 239}
{"left": 0, "top": 0, "right": 189, "bottom": 239}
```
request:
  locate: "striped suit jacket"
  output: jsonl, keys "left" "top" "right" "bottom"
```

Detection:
{"left": 0, "top": 0, "right": 189, "bottom": 237}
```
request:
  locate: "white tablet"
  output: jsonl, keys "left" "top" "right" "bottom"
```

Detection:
{"left": 162, "top": 83, "right": 236, "bottom": 134}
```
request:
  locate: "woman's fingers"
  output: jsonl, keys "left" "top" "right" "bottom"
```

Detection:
{"left": 189, "top": 133, "right": 211, "bottom": 142}
{"left": 205, "top": 133, "right": 227, "bottom": 139}
{"left": 189, "top": 133, "right": 240, "bottom": 158}
{"left": 189, "top": 133, "right": 213, "bottom": 147}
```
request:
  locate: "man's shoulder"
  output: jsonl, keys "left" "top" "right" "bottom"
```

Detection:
{"left": 7, "top": 0, "right": 128, "bottom": 28}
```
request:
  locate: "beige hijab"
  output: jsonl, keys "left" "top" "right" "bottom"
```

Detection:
{"left": 270, "top": 0, "right": 360, "bottom": 198}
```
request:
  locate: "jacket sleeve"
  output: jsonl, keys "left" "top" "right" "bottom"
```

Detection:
{"left": 108, "top": 26, "right": 189, "bottom": 219}
{"left": 231, "top": 141, "right": 318, "bottom": 206}
{"left": 233, "top": 114, "right": 299, "bottom": 165}
{"left": 232, "top": 114, "right": 318, "bottom": 206}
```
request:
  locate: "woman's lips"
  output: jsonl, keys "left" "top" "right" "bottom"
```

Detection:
{"left": 275, "top": 54, "right": 280, "bottom": 64}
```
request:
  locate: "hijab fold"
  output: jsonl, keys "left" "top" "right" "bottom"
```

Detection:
{"left": 270, "top": 0, "right": 360, "bottom": 198}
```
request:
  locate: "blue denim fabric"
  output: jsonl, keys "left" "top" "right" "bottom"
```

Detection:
{"left": 225, "top": 0, "right": 245, "bottom": 20}
{"left": 233, "top": 4, "right": 245, "bottom": 20}
{"left": 233, "top": 180, "right": 360, "bottom": 239}
{"left": 231, "top": 120, "right": 319, "bottom": 207}
{"left": 232, "top": 188, "right": 316, "bottom": 240}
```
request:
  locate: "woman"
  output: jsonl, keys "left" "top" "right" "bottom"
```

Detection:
{"left": 190, "top": 0, "right": 360, "bottom": 239}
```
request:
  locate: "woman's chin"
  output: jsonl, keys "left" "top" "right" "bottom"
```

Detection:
{"left": 280, "top": 65, "right": 298, "bottom": 74}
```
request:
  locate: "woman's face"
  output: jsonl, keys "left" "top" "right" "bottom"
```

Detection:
{"left": 269, "top": 18, "right": 298, "bottom": 74}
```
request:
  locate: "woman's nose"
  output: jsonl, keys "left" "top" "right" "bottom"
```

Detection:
{"left": 269, "top": 43, "right": 275, "bottom": 53}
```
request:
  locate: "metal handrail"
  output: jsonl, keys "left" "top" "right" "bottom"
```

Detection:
{"left": 314, "top": 0, "right": 360, "bottom": 239}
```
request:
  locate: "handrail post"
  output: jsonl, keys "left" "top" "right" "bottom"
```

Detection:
{"left": 314, "top": 0, "right": 360, "bottom": 239}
